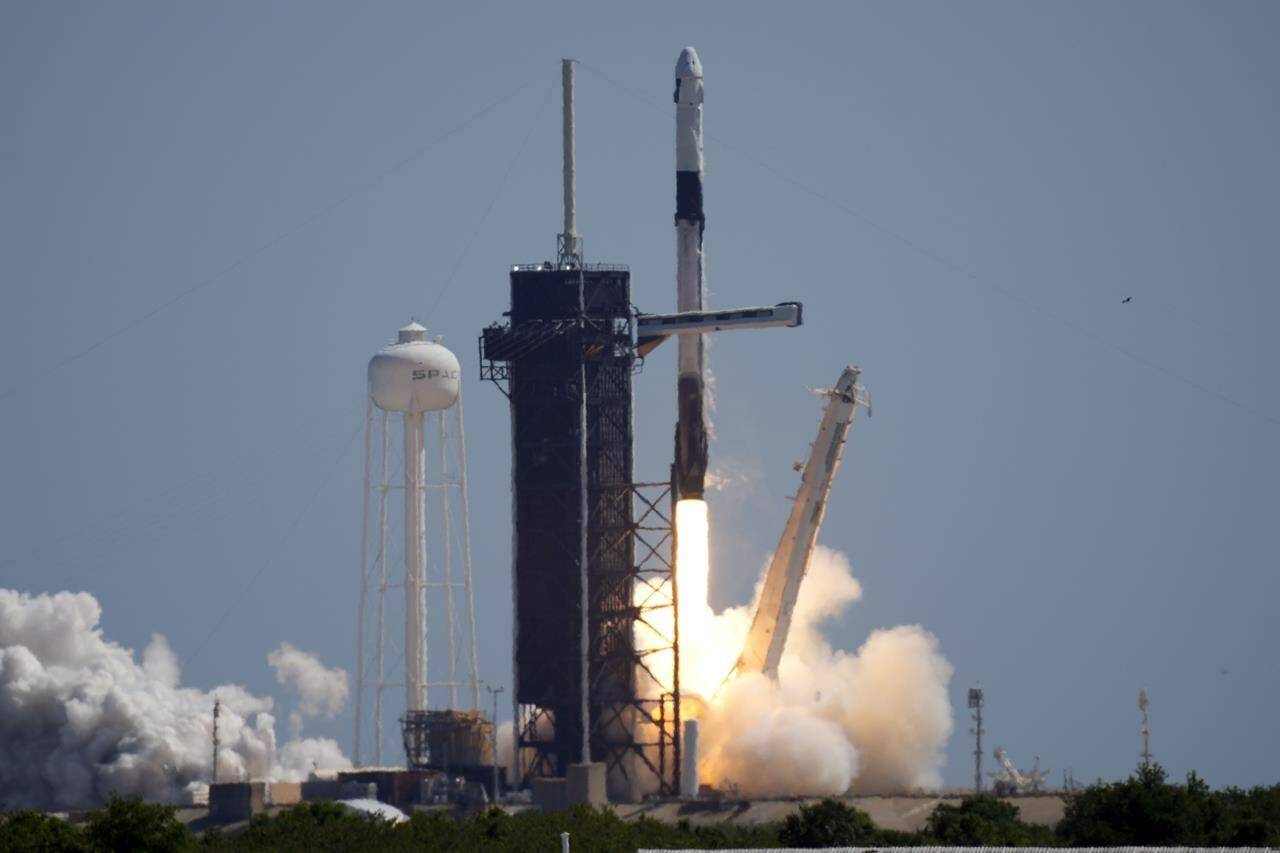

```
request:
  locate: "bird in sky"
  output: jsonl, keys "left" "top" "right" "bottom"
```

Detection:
{"left": 1122, "top": 297, "right": 1133, "bottom": 304}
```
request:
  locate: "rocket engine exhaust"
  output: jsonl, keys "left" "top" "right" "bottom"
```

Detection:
{"left": 637, "top": 45, "right": 951, "bottom": 799}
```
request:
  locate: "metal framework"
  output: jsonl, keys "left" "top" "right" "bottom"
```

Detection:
{"left": 353, "top": 392, "right": 482, "bottom": 767}
{"left": 400, "top": 708, "right": 492, "bottom": 772}
{"left": 1138, "top": 688, "right": 1152, "bottom": 768}
{"left": 211, "top": 698, "right": 221, "bottom": 784}
{"left": 480, "top": 266, "right": 681, "bottom": 797}
{"left": 625, "top": 479, "right": 681, "bottom": 795}
{"left": 968, "top": 687, "right": 985, "bottom": 792}
{"left": 635, "top": 302, "right": 803, "bottom": 357}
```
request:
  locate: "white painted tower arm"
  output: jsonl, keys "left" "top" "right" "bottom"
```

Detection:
{"left": 735, "top": 365, "right": 867, "bottom": 679}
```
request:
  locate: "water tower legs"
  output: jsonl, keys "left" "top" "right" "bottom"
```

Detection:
{"left": 404, "top": 410, "right": 426, "bottom": 713}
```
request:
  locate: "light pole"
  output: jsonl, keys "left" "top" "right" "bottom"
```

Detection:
{"left": 485, "top": 684, "right": 504, "bottom": 802}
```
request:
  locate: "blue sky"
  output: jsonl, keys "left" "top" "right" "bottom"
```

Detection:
{"left": 2, "top": 0, "right": 1277, "bottom": 788}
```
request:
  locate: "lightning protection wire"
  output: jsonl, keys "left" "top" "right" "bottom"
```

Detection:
{"left": 424, "top": 82, "right": 558, "bottom": 319}
{"left": 0, "top": 77, "right": 545, "bottom": 612}
{"left": 0, "top": 78, "right": 540, "bottom": 406}
{"left": 189, "top": 412, "right": 366, "bottom": 663}
{"left": 579, "top": 62, "right": 1280, "bottom": 433}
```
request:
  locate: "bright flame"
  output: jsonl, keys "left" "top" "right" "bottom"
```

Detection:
{"left": 634, "top": 499, "right": 735, "bottom": 705}
{"left": 672, "top": 500, "right": 746, "bottom": 704}
{"left": 634, "top": 497, "right": 954, "bottom": 797}
{"left": 675, "top": 499, "right": 709, "bottom": 657}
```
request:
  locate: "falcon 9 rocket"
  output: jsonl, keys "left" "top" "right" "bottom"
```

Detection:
{"left": 674, "top": 46, "right": 708, "bottom": 500}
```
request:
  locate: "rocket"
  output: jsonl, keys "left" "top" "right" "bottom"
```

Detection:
{"left": 659, "top": 45, "right": 802, "bottom": 497}
{"left": 674, "top": 46, "right": 708, "bottom": 500}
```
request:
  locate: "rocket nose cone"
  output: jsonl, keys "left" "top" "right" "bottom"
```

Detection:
{"left": 676, "top": 46, "right": 702, "bottom": 78}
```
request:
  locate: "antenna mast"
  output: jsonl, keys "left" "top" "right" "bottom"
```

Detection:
{"left": 1138, "top": 688, "right": 1152, "bottom": 768}
{"left": 211, "top": 697, "right": 221, "bottom": 784}
{"left": 968, "top": 687, "right": 985, "bottom": 792}
{"left": 557, "top": 59, "right": 582, "bottom": 267}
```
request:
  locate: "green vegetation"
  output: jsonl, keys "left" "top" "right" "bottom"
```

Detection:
{"left": 84, "top": 796, "right": 198, "bottom": 853}
{"left": 0, "top": 796, "right": 196, "bottom": 853}
{"left": 210, "top": 804, "right": 780, "bottom": 852}
{"left": 2, "top": 765, "right": 1279, "bottom": 851}
{"left": 0, "top": 808, "right": 91, "bottom": 852}
{"left": 779, "top": 798, "right": 877, "bottom": 847}
{"left": 1057, "top": 764, "right": 1280, "bottom": 847}
{"left": 925, "top": 794, "right": 1057, "bottom": 847}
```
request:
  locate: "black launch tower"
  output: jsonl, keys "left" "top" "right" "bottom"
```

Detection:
{"left": 480, "top": 263, "right": 680, "bottom": 798}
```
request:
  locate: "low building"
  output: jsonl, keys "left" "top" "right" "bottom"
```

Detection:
{"left": 208, "top": 781, "right": 301, "bottom": 823}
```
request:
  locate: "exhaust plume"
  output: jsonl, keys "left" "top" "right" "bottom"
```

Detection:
{"left": 268, "top": 642, "right": 349, "bottom": 720}
{"left": 661, "top": 502, "right": 953, "bottom": 797}
{"left": 0, "top": 588, "right": 350, "bottom": 809}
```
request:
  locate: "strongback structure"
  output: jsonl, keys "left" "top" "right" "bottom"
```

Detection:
{"left": 733, "top": 366, "right": 868, "bottom": 680}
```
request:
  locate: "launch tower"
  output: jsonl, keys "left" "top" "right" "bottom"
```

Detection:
{"left": 480, "top": 61, "right": 682, "bottom": 798}
{"left": 480, "top": 50, "right": 804, "bottom": 800}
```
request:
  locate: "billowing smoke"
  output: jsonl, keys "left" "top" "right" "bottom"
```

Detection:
{"left": 495, "top": 720, "right": 516, "bottom": 783}
{"left": 268, "top": 642, "right": 349, "bottom": 738}
{"left": 267, "top": 642, "right": 351, "bottom": 758}
{"left": 277, "top": 737, "right": 352, "bottom": 779}
{"left": 0, "top": 588, "right": 350, "bottom": 809}
{"left": 676, "top": 540, "right": 953, "bottom": 797}
{"left": 705, "top": 465, "right": 759, "bottom": 493}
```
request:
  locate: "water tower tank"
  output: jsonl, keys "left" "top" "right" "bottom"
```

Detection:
{"left": 368, "top": 322, "right": 461, "bottom": 413}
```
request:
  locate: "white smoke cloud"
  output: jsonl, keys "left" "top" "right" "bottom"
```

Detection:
{"left": 699, "top": 672, "right": 861, "bottom": 797}
{"left": 0, "top": 588, "right": 351, "bottom": 809}
{"left": 267, "top": 642, "right": 348, "bottom": 720}
{"left": 833, "top": 624, "right": 954, "bottom": 792}
{"left": 277, "top": 737, "right": 353, "bottom": 778}
{"left": 495, "top": 720, "right": 516, "bottom": 783}
{"left": 680, "top": 545, "right": 954, "bottom": 797}
{"left": 704, "top": 459, "right": 761, "bottom": 495}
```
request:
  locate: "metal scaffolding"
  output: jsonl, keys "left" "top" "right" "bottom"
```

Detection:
{"left": 480, "top": 265, "right": 681, "bottom": 798}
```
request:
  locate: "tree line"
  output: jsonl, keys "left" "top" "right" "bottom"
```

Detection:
{"left": 2, "top": 764, "right": 1278, "bottom": 851}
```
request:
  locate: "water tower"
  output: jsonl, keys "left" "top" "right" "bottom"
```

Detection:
{"left": 354, "top": 322, "right": 490, "bottom": 778}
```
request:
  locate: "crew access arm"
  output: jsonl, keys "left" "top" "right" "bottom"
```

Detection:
{"left": 734, "top": 365, "right": 867, "bottom": 679}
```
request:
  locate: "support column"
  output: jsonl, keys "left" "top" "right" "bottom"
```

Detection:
{"left": 404, "top": 411, "right": 427, "bottom": 712}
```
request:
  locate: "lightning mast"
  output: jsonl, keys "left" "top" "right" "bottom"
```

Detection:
{"left": 211, "top": 697, "right": 221, "bottom": 784}
{"left": 1138, "top": 688, "right": 1152, "bottom": 768}
{"left": 558, "top": 59, "right": 582, "bottom": 267}
{"left": 969, "top": 687, "right": 984, "bottom": 792}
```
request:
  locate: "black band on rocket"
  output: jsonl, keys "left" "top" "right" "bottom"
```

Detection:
{"left": 676, "top": 374, "right": 708, "bottom": 498}
{"left": 675, "top": 172, "right": 705, "bottom": 229}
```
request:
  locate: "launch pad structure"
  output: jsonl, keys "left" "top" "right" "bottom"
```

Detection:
{"left": 480, "top": 264, "right": 682, "bottom": 797}
{"left": 480, "top": 53, "right": 803, "bottom": 800}
{"left": 479, "top": 60, "right": 682, "bottom": 798}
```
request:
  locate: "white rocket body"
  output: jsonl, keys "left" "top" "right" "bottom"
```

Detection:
{"left": 675, "top": 47, "right": 705, "bottom": 341}
{"left": 674, "top": 46, "right": 708, "bottom": 499}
